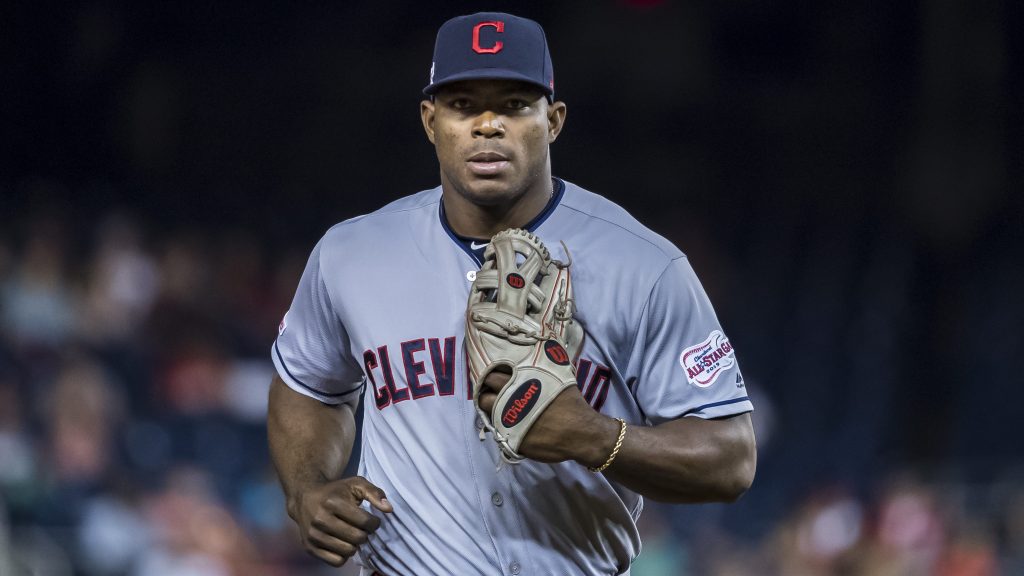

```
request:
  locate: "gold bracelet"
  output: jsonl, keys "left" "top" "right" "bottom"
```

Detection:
{"left": 588, "top": 418, "right": 627, "bottom": 473}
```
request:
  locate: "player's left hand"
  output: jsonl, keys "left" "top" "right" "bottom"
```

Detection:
{"left": 465, "top": 229, "right": 589, "bottom": 464}
{"left": 478, "top": 370, "right": 609, "bottom": 465}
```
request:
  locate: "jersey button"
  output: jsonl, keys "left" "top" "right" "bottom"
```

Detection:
{"left": 466, "top": 270, "right": 477, "bottom": 281}
{"left": 491, "top": 492, "right": 503, "bottom": 506}
{"left": 509, "top": 560, "right": 521, "bottom": 575}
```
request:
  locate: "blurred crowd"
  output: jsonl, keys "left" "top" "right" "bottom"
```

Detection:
{"left": 635, "top": 476, "right": 1024, "bottom": 576}
{"left": 0, "top": 208, "right": 1020, "bottom": 576}
{"left": 0, "top": 209, "right": 313, "bottom": 575}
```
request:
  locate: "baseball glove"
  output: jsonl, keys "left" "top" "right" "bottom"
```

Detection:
{"left": 465, "top": 228, "right": 584, "bottom": 464}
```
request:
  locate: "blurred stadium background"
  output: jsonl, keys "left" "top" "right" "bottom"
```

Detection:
{"left": 2, "top": 1, "right": 1021, "bottom": 574}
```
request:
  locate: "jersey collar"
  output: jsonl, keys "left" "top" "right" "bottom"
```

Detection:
{"left": 439, "top": 177, "right": 566, "bottom": 264}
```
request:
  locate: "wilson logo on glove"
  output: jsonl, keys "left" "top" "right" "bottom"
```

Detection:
{"left": 506, "top": 273, "right": 526, "bottom": 289}
{"left": 501, "top": 379, "right": 542, "bottom": 427}
{"left": 544, "top": 340, "right": 570, "bottom": 365}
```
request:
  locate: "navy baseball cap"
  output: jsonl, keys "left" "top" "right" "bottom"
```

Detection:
{"left": 424, "top": 12, "right": 554, "bottom": 99}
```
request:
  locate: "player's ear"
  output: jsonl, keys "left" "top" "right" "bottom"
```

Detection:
{"left": 420, "top": 99, "right": 437, "bottom": 144}
{"left": 547, "top": 100, "right": 566, "bottom": 143}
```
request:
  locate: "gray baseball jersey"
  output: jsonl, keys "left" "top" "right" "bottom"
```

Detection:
{"left": 272, "top": 178, "right": 752, "bottom": 576}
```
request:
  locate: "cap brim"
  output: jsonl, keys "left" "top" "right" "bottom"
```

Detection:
{"left": 423, "top": 68, "right": 553, "bottom": 96}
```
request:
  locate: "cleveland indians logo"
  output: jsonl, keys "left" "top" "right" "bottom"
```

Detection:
{"left": 501, "top": 379, "right": 541, "bottom": 427}
{"left": 679, "top": 330, "right": 736, "bottom": 388}
{"left": 472, "top": 21, "right": 504, "bottom": 54}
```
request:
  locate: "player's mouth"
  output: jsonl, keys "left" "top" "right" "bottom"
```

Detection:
{"left": 467, "top": 152, "right": 510, "bottom": 176}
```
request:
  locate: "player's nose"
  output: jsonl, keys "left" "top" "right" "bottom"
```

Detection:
{"left": 472, "top": 111, "right": 505, "bottom": 138}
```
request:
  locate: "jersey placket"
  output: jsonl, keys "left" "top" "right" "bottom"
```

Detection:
{"left": 466, "top": 434, "right": 531, "bottom": 576}
{"left": 453, "top": 332, "right": 527, "bottom": 575}
{"left": 447, "top": 223, "right": 531, "bottom": 575}
{"left": 494, "top": 464, "right": 539, "bottom": 576}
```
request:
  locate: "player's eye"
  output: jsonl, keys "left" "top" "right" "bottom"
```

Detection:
{"left": 450, "top": 98, "right": 471, "bottom": 110}
{"left": 506, "top": 99, "right": 528, "bottom": 110}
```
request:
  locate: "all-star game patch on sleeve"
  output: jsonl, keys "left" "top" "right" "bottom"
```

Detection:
{"left": 271, "top": 238, "right": 364, "bottom": 406}
{"left": 628, "top": 257, "right": 753, "bottom": 424}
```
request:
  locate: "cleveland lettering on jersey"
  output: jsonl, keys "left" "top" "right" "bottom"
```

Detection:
{"left": 366, "top": 337, "right": 457, "bottom": 409}
{"left": 577, "top": 358, "right": 613, "bottom": 411}
{"left": 362, "top": 335, "right": 613, "bottom": 413}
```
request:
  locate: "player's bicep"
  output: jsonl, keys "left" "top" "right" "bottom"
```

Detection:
{"left": 273, "top": 239, "right": 364, "bottom": 406}
{"left": 628, "top": 258, "right": 752, "bottom": 424}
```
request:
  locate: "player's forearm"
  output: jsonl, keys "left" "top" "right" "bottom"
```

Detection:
{"left": 587, "top": 412, "right": 756, "bottom": 504}
{"left": 267, "top": 375, "right": 357, "bottom": 518}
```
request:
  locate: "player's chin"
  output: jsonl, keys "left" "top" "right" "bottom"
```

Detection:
{"left": 459, "top": 177, "right": 523, "bottom": 206}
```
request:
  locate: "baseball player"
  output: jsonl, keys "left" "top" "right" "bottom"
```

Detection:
{"left": 268, "top": 12, "right": 755, "bottom": 576}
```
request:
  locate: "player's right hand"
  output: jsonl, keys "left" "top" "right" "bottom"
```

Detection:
{"left": 292, "top": 476, "right": 393, "bottom": 567}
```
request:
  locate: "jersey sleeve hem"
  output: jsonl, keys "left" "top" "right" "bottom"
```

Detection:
{"left": 681, "top": 396, "right": 753, "bottom": 419}
{"left": 272, "top": 340, "right": 364, "bottom": 406}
